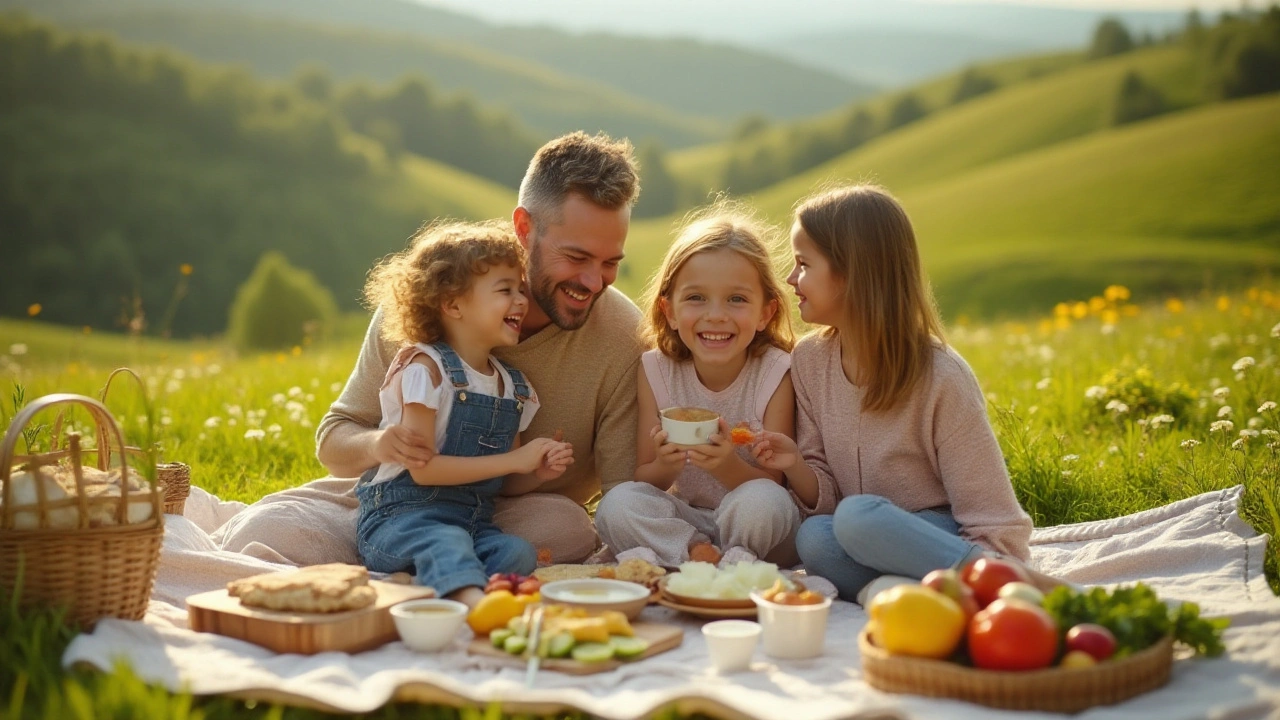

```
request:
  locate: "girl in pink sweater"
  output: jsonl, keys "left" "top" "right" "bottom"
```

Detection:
{"left": 595, "top": 207, "right": 801, "bottom": 567}
{"left": 752, "top": 185, "right": 1041, "bottom": 603}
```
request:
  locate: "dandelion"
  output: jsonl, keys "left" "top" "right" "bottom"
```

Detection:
{"left": 244, "top": 429, "right": 266, "bottom": 440}
{"left": 1210, "top": 420, "right": 1234, "bottom": 434}
{"left": 1180, "top": 439, "right": 1200, "bottom": 450}
{"left": 1036, "top": 378, "right": 1051, "bottom": 390}
{"left": 180, "top": 263, "right": 193, "bottom": 276}
{"left": 1259, "top": 401, "right": 1276, "bottom": 414}
{"left": 203, "top": 417, "right": 221, "bottom": 428}
{"left": 27, "top": 303, "right": 41, "bottom": 317}
{"left": 1213, "top": 387, "right": 1230, "bottom": 402}
{"left": 1166, "top": 298, "right": 1185, "bottom": 314}
{"left": 1085, "top": 385, "right": 1108, "bottom": 400}
{"left": 9, "top": 343, "right": 27, "bottom": 356}
{"left": 1149, "top": 414, "right": 1175, "bottom": 428}
{"left": 1232, "top": 356, "right": 1256, "bottom": 373}
{"left": 1218, "top": 405, "right": 1233, "bottom": 418}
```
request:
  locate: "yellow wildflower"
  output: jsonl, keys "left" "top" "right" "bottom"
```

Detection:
{"left": 1104, "top": 285, "right": 1130, "bottom": 302}
{"left": 292, "top": 345, "right": 302, "bottom": 356}
{"left": 1054, "top": 316, "right": 1071, "bottom": 330}
{"left": 1089, "top": 296, "right": 1106, "bottom": 313}
{"left": 1217, "top": 295, "right": 1231, "bottom": 312}
{"left": 1071, "top": 301, "right": 1088, "bottom": 320}
{"left": 1101, "top": 309, "right": 1120, "bottom": 325}
{"left": 1165, "top": 298, "right": 1184, "bottom": 314}
{"left": 180, "top": 264, "right": 194, "bottom": 276}
{"left": 1054, "top": 302, "right": 1071, "bottom": 318}
{"left": 27, "top": 303, "right": 41, "bottom": 317}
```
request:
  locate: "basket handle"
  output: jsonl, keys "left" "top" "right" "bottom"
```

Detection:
{"left": 1, "top": 394, "right": 154, "bottom": 527}
{"left": 95, "top": 367, "right": 149, "bottom": 469}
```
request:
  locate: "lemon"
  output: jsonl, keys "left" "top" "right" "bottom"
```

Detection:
{"left": 868, "top": 585, "right": 966, "bottom": 659}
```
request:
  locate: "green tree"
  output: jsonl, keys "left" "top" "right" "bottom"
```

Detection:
{"left": 1089, "top": 18, "right": 1135, "bottom": 59}
{"left": 227, "top": 252, "right": 338, "bottom": 351}
{"left": 1111, "top": 72, "right": 1167, "bottom": 125}
{"left": 632, "top": 143, "right": 678, "bottom": 218}
{"left": 950, "top": 68, "right": 999, "bottom": 105}
{"left": 885, "top": 93, "right": 927, "bottom": 131}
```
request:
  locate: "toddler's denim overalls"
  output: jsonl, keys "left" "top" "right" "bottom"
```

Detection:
{"left": 355, "top": 342, "right": 538, "bottom": 597}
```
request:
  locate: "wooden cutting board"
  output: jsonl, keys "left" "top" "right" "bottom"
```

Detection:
{"left": 467, "top": 621, "right": 684, "bottom": 675}
{"left": 187, "top": 580, "right": 435, "bottom": 655}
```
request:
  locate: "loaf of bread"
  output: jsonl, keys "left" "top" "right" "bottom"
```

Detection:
{"left": 227, "top": 563, "right": 378, "bottom": 613}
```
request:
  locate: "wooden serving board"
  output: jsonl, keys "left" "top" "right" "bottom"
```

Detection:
{"left": 467, "top": 621, "right": 684, "bottom": 675}
{"left": 187, "top": 580, "right": 435, "bottom": 655}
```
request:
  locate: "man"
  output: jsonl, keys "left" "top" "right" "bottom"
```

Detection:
{"left": 213, "top": 132, "right": 646, "bottom": 565}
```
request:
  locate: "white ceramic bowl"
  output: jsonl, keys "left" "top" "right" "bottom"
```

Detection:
{"left": 391, "top": 598, "right": 468, "bottom": 652}
{"left": 660, "top": 407, "right": 721, "bottom": 446}
{"left": 540, "top": 578, "right": 651, "bottom": 620}
{"left": 702, "top": 619, "right": 761, "bottom": 673}
{"left": 749, "top": 592, "right": 832, "bottom": 660}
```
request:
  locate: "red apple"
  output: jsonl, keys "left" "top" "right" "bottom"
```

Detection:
{"left": 1065, "top": 623, "right": 1117, "bottom": 662}
{"left": 921, "top": 568, "right": 980, "bottom": 621}
{"left": 961, "top": 557, "right": 1031, "bottom": 608}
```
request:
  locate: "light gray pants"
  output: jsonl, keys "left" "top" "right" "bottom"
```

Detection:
{"left": 594, "top": 479, "right": 801, "bottom": 568}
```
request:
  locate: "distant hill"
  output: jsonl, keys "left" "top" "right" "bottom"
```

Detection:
{"left": 4, "top": 0, "right": 876, "bottom": 136}
{"left": 0, "top": 15, "right": 513, "bottom": 336}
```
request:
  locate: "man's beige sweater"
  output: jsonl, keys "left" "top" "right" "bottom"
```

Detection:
{"left": 317, "top": 288, "right": 646, "bottom": 506}
{"left": 790, "top": 332, "right": 1033, "bottom": 560}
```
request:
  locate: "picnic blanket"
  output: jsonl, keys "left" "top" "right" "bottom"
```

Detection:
{"left": 64, "top": 485, "right": 1280, "bottom": 720}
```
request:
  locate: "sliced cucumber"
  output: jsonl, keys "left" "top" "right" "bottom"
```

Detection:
{"left": 546, "top": 632, "right": 576, "bottom": 659}
{"left": 570, "top": 642, "right": 615, "bottom": 663}
{"left": 609, "top": 635, "right": 650, "bottom": 660}
{"left": 503, "top": 634, "right": 528, "bottom": 655}
{"left": 490, "top": 628, "right": 514, "bottom": 649}
{"left": 506, "top": 616, "right": 528, "bottom": 636}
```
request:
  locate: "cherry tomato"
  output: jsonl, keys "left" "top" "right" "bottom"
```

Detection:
{"left": 1065, "top": 623, "right": 1117, "bottom": 661}
{"left": 961, "top": 557, "right": 1031, "bottom": 608}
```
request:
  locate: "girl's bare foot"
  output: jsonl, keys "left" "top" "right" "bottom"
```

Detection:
{"left": 449, "top": 586, "right": 485, "bottom": 610}
{"left": 689, "top": 541, "right": 722, "bottom": 565}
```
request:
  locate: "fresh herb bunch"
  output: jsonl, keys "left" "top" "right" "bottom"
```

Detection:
{"left": 1043, "top": 583, "right": 1229, "bottom": 658}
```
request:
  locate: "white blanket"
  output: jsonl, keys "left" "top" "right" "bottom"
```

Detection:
{"left": 64, "top": 485, "right": 1280, "bottom": 720}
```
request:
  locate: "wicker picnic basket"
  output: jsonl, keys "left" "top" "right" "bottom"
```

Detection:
{"left": 859, "top": 629, "right": 1174, "bottom": 713}
{"left": 0, "top": 394, "right": 164, "bottom": 628}
{"left": 97, "top": 368, "right": 190, "bottom": 515}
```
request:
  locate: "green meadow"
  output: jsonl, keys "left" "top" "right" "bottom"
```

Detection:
{"left": 3, "top": 284, "right": 1279, "bottom": 718}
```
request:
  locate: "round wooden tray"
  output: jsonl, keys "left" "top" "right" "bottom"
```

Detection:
{"left": 658, "top": 576, "right": 756, "bottom": 610}
{"left": 858, "top": 629, "right": 1174, "bottom": 713}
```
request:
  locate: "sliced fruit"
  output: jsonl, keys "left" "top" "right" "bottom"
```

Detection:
{"left": 490, "top": 628, "right": 515, "bottom": 648}
{"left": 570, "top": 642, "right": 615, "bottom": 663}
{"left": 546, "top": 632, "right": 576, "bottom": 658}
{"left": 502, "top": 634, "right": 528, "bottom": 655}
{"left": 609, "top": 635, "right": 649, "bottom": 659}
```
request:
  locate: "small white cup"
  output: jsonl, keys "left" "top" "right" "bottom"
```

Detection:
{"left": 702, "top": 619, "right": 761, "bottom": 673}
{"left": 660, "top": 407, "right": 721, "bottom": 446}
{"left": 750, "top": 592, "right": 832, "bottom": 660}
{"left": 391, "top": 598, "right": 468, "bottom": 653}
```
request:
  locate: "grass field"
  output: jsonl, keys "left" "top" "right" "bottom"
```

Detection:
{"left": 1, "top": 282, "right": 1278, "bottom": 718}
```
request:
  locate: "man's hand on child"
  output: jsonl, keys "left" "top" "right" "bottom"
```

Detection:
{"left": 750, "top": 430, "right": 799, "bottom": 472}
{"left": 375, "top": 425, "right": 435, "bottom": 469}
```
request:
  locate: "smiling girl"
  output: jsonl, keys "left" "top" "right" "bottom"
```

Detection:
{"left": 594, "top": 206, "right": 800, "bottom": 568}
{"left": 356, "top": 221, "right": 574, "bottom": 608}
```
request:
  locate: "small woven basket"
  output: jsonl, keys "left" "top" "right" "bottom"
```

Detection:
{"left": 859, "top": 629, "right": 1174, "bottom": 713}
{"left": 97, "top": 368, "right": 190, "bottom": 515}
{"left": 1, "top": 394, "right": 164, "bottom": 628}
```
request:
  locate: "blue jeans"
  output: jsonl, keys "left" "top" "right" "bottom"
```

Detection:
{"left": 796, "top": 494, "right": 984, "bottom": 602}
{"left": 356, "top": 474, "right": 537, "bottom": 597}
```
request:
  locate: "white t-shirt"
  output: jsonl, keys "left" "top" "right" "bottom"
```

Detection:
{"left": 370, "top": 343, "right": 540, "bottom": 484}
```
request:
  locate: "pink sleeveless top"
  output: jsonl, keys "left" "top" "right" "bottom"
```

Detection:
{"left": 642, "top": 346, "right": 791, "bottom": 509}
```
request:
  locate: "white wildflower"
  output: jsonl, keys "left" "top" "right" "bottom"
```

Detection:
{"left": 1210, "top": 420, "right": 1234, "bottom": 433}
{"left": 1209, "top": 333, "right": 1232, "bottom": 349}
{"left": 1248, "top": 417, "right": 1263, "bottom": 428}
{"left": 160, "top": 416, "right": 172, "bottom": 426}
{"left": 1149, "top": 414, "right": 1175, "bottom": 428}
{"left": 1259, "top": 401, "right": 1277, "bottom": 414}
{"left": 1212, "top": 387, "right": 1230, "bottom": 402}
{"left": 330, "top": 382, "right": 343, "bottom": 393}
{"left": 1028, "top": 405, "right": 1039, "bottom": 415}
{"left": 1262, "top": 429, "right": 1280, "bottom": 438}
{"left": 1108, "top": 445, "right": 1120, "bottom": 454}
{"left": 8, "top": 343, "right": 27, "bottom": 356}
{"left": 288, "top": 386, "right": 303, "bottom": 398}
{"left": 1240, "top": 429, "right": 1260, "bottom": 439}
{"left": 207, "top": 364, "right": 222, "bottom": 375}
{"left": 272, "top": 393, "right": 286, "bottom": 406}
{"left": 225, "top": 404, "right": 243, "bottom": 417}
{"left": 172, "top": 368, "right": 186, "bottom": 380}
{"left": 1036, "top": 378, "right": 1051, "bottom": 390}
{"left": 1061, "top": 470, "right": 1073, "bottom": 478}
{"left": 305, "top": 393, "right": 315, "bottom": 402}
{"left": 165, "top": 379, "right": 182, "bottom": 394}
{"left": 197, "top": 433, "right": 206, "bottom": 441}
{"left": 1233, "top": 356, "right": 1256, "bottom": 373}
{"left": 244, "top": 429, "right": 265, "bottom": 440}
{"left": 1218, "top": 405, "right": 1233, "bottom": 418}
{"left": 1105, "top": 399, "right": 1129, "bottom": 414}
{"left": 227, "top": 418, "right": 237, "bottom": 426}
{"left": 1061, "top": 454, "right": 1079, "bottom": 463}
{"left": 1101, "top": 324, "right": 1116, "bottom": 335}
{"left": 203, "top": 417, "right": 221, "bottom": 428}
{"left": 267, "top": 423, "right": 282, "bottom": 435}
{"left": 1272, "top": 321, "right": 1280, "bottom": 338}
{"left": 1137, "top": 418, "right": 1148, "bottom": 427}
{"left": 1085, "top": 385, "right": 1108, "bottom": 400}
{"left": 1180, "top": 439, "right": 1200, "bottom": 450}
{"left": 1231, "top": 438, "right": 1245, "bottom": 450}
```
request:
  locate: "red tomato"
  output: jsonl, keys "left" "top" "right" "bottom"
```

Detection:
{"left": 968, "top": 599, "right": 1059, "bottom": 670}
{"left": 1066, "top": 623, "right": 1117, "bottom": 661}
{"left": 961, "top": 557, "right": 1031, "bottom": 607}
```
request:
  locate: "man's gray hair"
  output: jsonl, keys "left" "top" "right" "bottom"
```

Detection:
{"left": 517, "top": 131, "right": 640, "bottom": 226}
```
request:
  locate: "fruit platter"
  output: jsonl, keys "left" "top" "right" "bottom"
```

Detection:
{"left": 858, "top": 558, "right": 1229, "bottom": 712}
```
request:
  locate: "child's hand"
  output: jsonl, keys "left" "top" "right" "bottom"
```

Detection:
{"left": 535, "top": 440, "right": 574, "bottom": 482}
{"left": 649, "top": 425, "right": 687, "bottom": 472}
{"left": 513, "top": 437, "right": 570, "bottom": 476}
{"left": 685, "top": 418, "right": 736, "bottom": 473}
{"left": 750, "top": 430, "right": 800, "bottom": 472}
